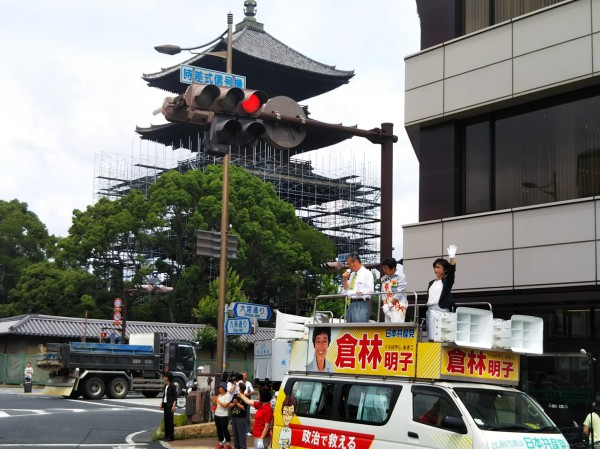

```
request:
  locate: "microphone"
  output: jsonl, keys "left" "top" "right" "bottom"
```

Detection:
{"left": 581, "top": 348, "right": 597, "bottom": 362}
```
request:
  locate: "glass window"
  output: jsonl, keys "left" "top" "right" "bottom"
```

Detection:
{"left": 463, "top": 0, "right": 565, "bottom": 35}
{"left": 455, "top": 388, "right": 559, "bottom": 433}
{"left": 565, "top": 309, "right": 591, "bottom": 338}
{"left": 338, "top": 384, "right": 395, "bottom": 424}
{"left": 465, "top": 120, "right": 492, "bottom": 214}
{"left": 495, "top": 95, "right": 600, "bottom": 210}
{"left": 413, "top": 390, "right": 463, "bottom": 431}
{"left": 290, "top": 380, "right": 333, "bottom": 417}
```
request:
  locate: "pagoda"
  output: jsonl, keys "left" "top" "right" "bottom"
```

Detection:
{"left": 106, "top": 1, "right": 381, "bottom": 261}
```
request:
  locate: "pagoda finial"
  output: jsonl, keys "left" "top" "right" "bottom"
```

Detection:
{"left": 244, "top": 1, "right": 257, "bottom": 20}
{"left": 236, "top": 0, "right": 264, "bottom": 31}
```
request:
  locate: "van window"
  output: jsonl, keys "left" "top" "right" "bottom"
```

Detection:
{"left": 290, "top": 380, "right": 334, "bottom": 418}
{"left": 286, "top": 379, "right": 398, "bottom": 425}
{"left": 412, "top": 390, "right": 462, "bottom": 431}
{"left": 338, "top": 384, "right": 394, "bottom": 424}
{"left": 455, "top": 388, "right": 558, "bottom": 432}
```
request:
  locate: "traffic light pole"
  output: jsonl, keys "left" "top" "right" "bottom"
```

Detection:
{"left": 215, "top": 12, "right": 234, "bottom": 381}
{"left": 259, "top": 111, "right": 398, "bottom": 259}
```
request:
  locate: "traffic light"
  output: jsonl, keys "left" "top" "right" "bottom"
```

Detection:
{"left": 178, "top": 83, "right": 268, "bottom": 156}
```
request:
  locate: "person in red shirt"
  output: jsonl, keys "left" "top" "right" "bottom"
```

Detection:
{"left": 238, "top": 387, "right": 273, "bottom": 449}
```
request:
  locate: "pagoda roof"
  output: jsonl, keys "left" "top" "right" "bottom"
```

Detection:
{"left": 143, "top": 25, "right": 354, "bottom": 101}
{"left": 136, "top": 120, "right": 353, "bottom": 154}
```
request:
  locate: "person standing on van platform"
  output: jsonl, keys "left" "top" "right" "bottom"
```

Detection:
{"left": 342, "top": 253, "right": 374, "bottom": 322}
{"left": 160, "top": 372, "right": 177, "bottom": 442}
{"left": 380, "top": 258, "right": 408, "bottom": 323}
{"left": 426, "top": 245, "right": 458, "bottom": 340}
{"left": 583, "top": 398, "right": 600, "bottom": 447}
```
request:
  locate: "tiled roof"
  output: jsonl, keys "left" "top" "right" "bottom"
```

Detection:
{"left": 145, "top": 27, "right": 353, "bottom": 81}
{"left": 0, "top": 314, "right": 274, "bottom": 344}
{"left": 142, "top": 26, "right": 354, "bottom": 101}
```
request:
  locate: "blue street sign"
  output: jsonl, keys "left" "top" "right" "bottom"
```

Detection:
{"left": 180, "top": 65, "right": 246, "bottom": 88}
{"left": 231, "top": 302, "right": 271, "bottom": 321}
{"left": 226, "top": 317, "right": 252, "bottom": 335}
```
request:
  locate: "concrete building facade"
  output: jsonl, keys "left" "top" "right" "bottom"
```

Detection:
{"left": 404, "top": 0, "right": 600, "bottom": 426}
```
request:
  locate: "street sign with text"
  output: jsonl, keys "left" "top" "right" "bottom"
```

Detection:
{"left": 226, "top": 317, "right": 252, "bottom": 335}
{"left": 180, "top": 65, "right": 246, "bottom": 88}
{"left": 231, "top": 302, "right": 271, "bottom": 321}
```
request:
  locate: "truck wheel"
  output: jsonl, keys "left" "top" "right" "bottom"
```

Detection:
{"left": 82, "top": 377, "right": 105, "bottom": 400}
{"left": 172, "top": 378, "right": 185, "bottom": 395}
{"left": 142, "top": 391, "right": 159, "bottom": 398}
{"left": 107, "top": 378, "right": 129, "bottom": 399}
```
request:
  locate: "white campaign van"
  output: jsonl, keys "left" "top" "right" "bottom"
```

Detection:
{"left": 270, "top": 308, "right": 569, "bottom": 449}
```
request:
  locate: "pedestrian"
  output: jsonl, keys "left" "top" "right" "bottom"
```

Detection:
{"left": 229, "top": 381, "right": 248, "bottom": 449}
{"left": 238, "top": 387, "right": 274, "bottom": 449}
{"left": 425, "top": 244, "right": 457, "bottom": 341}
{"left": 160, "top": 372, "right": 177, "bottom": 442}
{"left": 583, "top": 397, "right": 600, "bottom": 447}
{"left": 241, "top": 371, "right": 255, "bottom": 436}
{"left": 24, "top": 362, "right": 33, "bottom": 393}
{"left": 380, "top": 257, "right": 408, "bottom": 323}
{"left": 342, "top": 252, "right": 374, "bottom": 322}
{"left": 213, "top": 382, "right": 232, "bottom": 449}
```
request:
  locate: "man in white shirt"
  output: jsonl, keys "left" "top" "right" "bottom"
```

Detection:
{"left": 342, "top": 253, "right": 374, "bottom": 323}
{"left": 242, "top": 371, "right": 254, "bottom": 435}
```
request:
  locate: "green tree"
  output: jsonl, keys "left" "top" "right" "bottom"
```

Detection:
{"left": 9, "top": 261, "right": 109, "bottom": 317}
{"left": 0, "top": 199, "right": 51, "bottom": 305}
{"left": 193, "top": 267, "right": 247, "bottom": 327}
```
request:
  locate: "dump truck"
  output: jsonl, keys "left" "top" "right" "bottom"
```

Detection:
{"left": 36, "top": 332, "right": 196, "bottom": 400}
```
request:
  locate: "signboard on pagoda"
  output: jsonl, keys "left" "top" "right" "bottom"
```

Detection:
{"left": 180, "top": 65, "right": 246, "bottom": 88}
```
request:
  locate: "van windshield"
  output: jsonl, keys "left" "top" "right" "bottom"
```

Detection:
{"left": 454, "top": 388, "right": 559, "bottom": 433}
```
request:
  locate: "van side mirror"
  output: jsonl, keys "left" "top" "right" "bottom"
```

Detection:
{"left": 442, "top": 415, "right": 468, "bottom": 434}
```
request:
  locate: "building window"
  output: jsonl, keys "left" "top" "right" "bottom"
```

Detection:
{"left": 463, "top": 0, "right": 566, "bottom": 35}
{"left": 464, "top": 120, "right": 492, "bottom": 214}
{"left": 463, "top": 89, "right": 600, "bottom": 214}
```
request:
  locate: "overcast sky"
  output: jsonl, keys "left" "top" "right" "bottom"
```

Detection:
{"left": 0, "top": 0, "right": 421, "bottom": 260}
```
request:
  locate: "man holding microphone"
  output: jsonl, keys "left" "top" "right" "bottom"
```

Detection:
{"left": 342, "top": 252, "right": 374, "bottom": 322}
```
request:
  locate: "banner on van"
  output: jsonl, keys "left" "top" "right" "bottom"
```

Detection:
{"left": 417, "top": 342, "right": 520, "bottom": 384}
{"left": 293, "top": 324, "right": 520, "bottom": 384}
{"left": 295, "top": 325, "right": 418, "bottom": 377}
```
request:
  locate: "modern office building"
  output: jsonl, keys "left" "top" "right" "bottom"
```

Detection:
{"left": 404, "top": 0, "right": 600, "bottom": 425}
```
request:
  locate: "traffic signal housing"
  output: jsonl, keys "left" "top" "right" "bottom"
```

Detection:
{"left": 178, "top": 83, "right": 268, "bottom": 156}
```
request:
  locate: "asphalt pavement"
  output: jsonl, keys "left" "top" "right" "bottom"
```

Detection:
{"left": 165, "top": 437, "right": 255, "bottom": 449}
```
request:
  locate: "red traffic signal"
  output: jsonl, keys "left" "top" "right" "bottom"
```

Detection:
{"left": 182, "top": 83, "right": 268, "bottom": 115}
{"left": 239, "top": 90, "right": 268, "bottom": 116}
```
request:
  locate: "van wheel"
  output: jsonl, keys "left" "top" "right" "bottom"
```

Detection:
{"left": 82, "top": 377, "right": 105, "bottom": 400}
{"left": 107, "top": 378, "right": 129, "bottom": 399}
{"left": 142, "top": 391, "right": 159, "bottom": 398}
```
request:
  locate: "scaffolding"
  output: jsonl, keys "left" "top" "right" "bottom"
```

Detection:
{"left": 93, "top": 140, "right": 381, "bottom": 264}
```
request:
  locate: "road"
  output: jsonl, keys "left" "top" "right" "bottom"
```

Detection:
{"left": 0, "top": 386, "right": 170, "bottom": 448}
